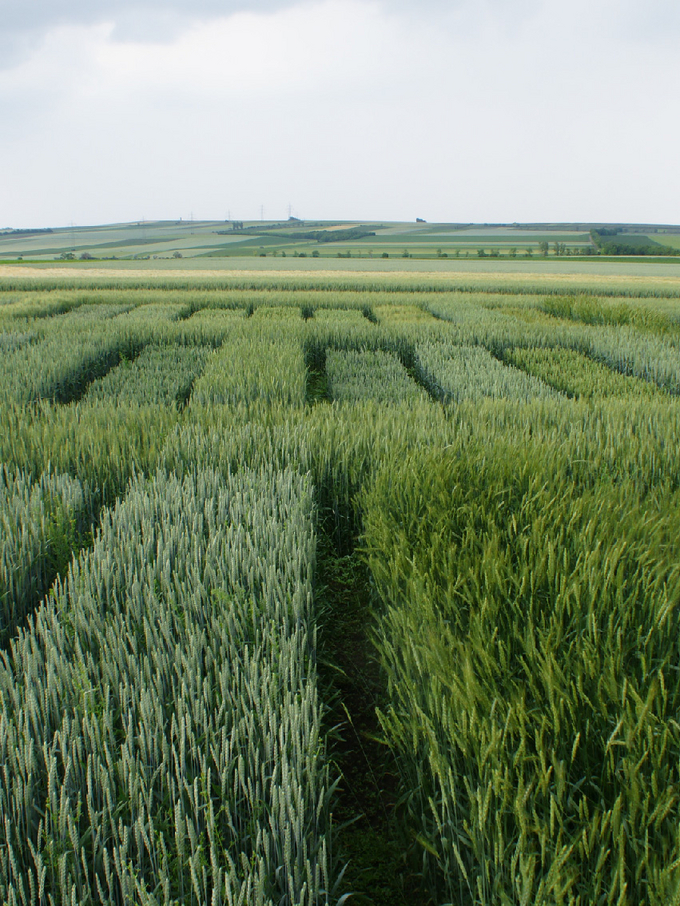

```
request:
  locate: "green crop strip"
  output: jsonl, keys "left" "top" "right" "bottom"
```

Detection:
{"left": 363, "top": 443, "right": 680, "bottom": 904}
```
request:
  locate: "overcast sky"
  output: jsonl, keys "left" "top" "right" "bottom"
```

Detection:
{"left": 1, "top": 0, "right": 679, "bottom": 228}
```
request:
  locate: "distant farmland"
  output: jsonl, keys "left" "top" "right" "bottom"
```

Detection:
{"left": 3, "top": 219, "right": 680, "bottom": 264}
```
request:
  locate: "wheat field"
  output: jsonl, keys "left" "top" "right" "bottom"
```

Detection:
{"left": 1, "top": 269, "right": 679, "bottom": 904}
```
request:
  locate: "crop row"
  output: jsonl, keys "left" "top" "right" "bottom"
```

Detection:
{"left": 423, "top": 296, "right": 680, "bottom": 394}
{"left": 325, "top": 349, "right": 428, "bottom": 404}
{"left": 85, "top": 344, "right": 213, "bottom": 408}
{"left": 0, "top": 466, "right": 88, "bottom": 648}
{"left": 502, "top": 346, "right": 666, "bottom": 400}
{"left": 417, "top": 341, "right": 558, "bottom": 402}
{"left": 363, "top": 442, "right": 680, "bottom": 905}
{"left": 3, "top": 271, "right": 680, "bottom": 298}
{"left": 0, "top": 304, "right": 242, "bottom": 406}
{"left": 0, "top": 466, "right": 334, "bottom": 906}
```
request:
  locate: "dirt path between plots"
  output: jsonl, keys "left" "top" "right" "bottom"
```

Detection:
{"left": 317, "top": 542, "right": 431, "bottom": 906}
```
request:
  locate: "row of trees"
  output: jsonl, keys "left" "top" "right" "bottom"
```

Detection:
{"left": 476, "top": 243, "right": 598, "bottom": 258}
{"left": 591, "top": 230, "right": 680, "bottom": 256}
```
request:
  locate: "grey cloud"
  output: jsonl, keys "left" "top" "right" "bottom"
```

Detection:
{"left": 0, "top": 0, "right": 503, "bottom": 50}
{"left": 617, "top": 0, "right": 680, "bottom": 42}
{"left": 0, "top": 0, "right": 293, "bottom": 64}
{"left": 383, "top": 0, "right": 680, "bottom": 37}
{"left": 0, "top": 0, "right": 288, "bottom": 31}
{"left": 2, "top": 0, "right": 678, "bottom": 68}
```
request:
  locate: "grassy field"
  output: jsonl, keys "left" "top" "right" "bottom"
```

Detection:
{"left": 650, "top": 233, "right": 680, "bottom": 249}
{"left": 1, "top": 263, "right": 680, "bottom": 905}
